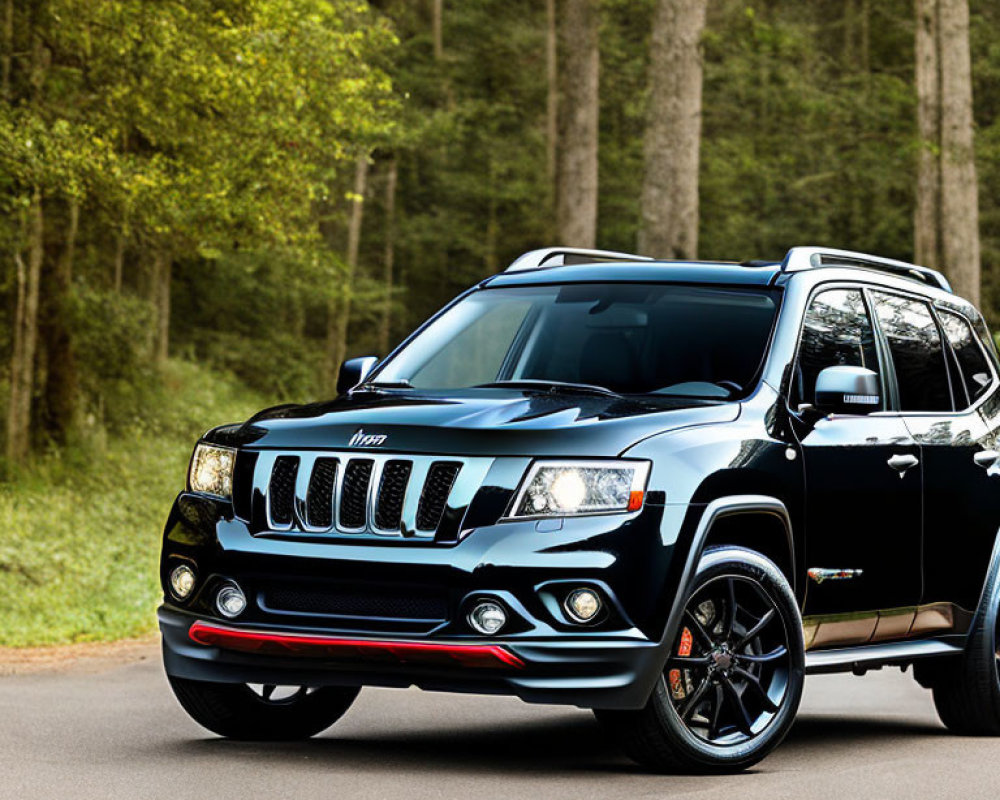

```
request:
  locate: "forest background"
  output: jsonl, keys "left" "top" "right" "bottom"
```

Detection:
{"left": 0, "top": 0, "right": 994, "bottom": 644}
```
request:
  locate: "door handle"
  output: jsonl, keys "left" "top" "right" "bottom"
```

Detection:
{"left": 974, "top": 450, "right": 1000, "bottom": 468}
{"left": 887, "top": 454, "right": 919, "bottom": 472}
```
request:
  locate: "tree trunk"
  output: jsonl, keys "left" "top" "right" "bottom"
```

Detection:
{"left": 638, "top": 0, "right": 707, "bottom": 259}
{"left": 432, "top": 0, "right": 443, "bottom": 60}
{"left": 555, "top": 0, "right": 599, "bottom": 248}
{"left": 152, "top": 250, "right": 171, "bottom": 364}
{"left": 861, "top": 0, "right": 871, "bottom": 77}
{"left": 938, "top": 0, "right": 980, "bottom": 305}
{"left": 914, "top": 0, "right": 942, "bottom": 268}
{"left": 327, "top": 155, "right": 368, "bottom": 392}
{"left": 843, "top": 0, "right": 858, "bottom": 67}
{"left": 1, "top": 0, "right": 12, "bottom": 101}
{"left": 546, "top": 0, "right": 557, "bottom": 185}
{"left": 113, "top": 233, "right": 125, "bottom": 292}
{"left": 39, "top": 197, "right": 80, "bottom": 443}
{"left": 378, "top": 156, "right": 397, "bottom": 356}
{"left": 6, "top": 189, "right": 43, "bottom": 466}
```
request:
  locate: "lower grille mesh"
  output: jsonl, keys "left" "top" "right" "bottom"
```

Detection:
{"left": 264, "top": 586, "right": 448, "bottom": 621}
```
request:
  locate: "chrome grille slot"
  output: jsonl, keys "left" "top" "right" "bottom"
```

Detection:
{"left": 232, "top": 450, "right": 258, "bottom": 522}
{"left": 374, "top": 460, "right": 412, "bottom": 531}
{"left": 268, "top": 456, "right": 299, "bottom": 527}
{"left": 416, "top": 462, "right": 462, "bottom": 531}
{"left": 253, "top": 451, "right": 495, "bottom": 539}
{"left": 305, "top": 458, "right": 337, "bottom": 529}
{"left": 339, "top": 459, "right": 374, "bottom": 530}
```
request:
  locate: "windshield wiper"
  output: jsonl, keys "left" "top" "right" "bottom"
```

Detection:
{"left": 473, "top": 379, "right": 620, "bottom": 398}
{"left": 362, "top": 379, "right": 413, "bottom": 390}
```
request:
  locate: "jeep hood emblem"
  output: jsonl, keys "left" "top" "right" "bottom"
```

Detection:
{"left": 349, "top": 429, "right": 387, "bottom": 448}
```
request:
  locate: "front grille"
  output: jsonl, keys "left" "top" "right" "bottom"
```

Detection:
{"left": 374, "top": 460, "right": 412, "bottom": 530}
{"left": 416, "top": 462, "right": 462, "bottom": 530}
{"left": 305, "top": 458, "right": 337, "bottom": 528}
{"left": 268, "top": 456, "right": 298, "bottom": 526}
{"left": 241, "top": 450, "right": 492, "bottom": 539}
{"left": 262, "top": 586, "right": 448, "bottom": 621}
{"left": 232, "top": 451, "right": 258, "bottom": 520}
{"left": 339, "top": 459, "right": 374, "bottom": 529}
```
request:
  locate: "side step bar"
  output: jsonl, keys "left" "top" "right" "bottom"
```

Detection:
{"left": 805, "top": 639, "right": 963, "bottom": 675}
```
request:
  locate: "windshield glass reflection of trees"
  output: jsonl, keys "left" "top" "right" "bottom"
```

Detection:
{"left": 375, "top": 284, "right": 779, "bottom": 398}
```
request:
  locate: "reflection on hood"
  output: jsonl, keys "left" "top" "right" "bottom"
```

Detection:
{"left": 207, "top": 389, "right": 739, "bottom": 457}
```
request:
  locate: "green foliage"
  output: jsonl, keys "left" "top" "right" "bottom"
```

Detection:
{"left": 699, "top": 1, "right": 916, "bottom": 263}
{"left": 5, "top": 0, "right": 1000, "bottom": 647}
{"left": 0, "top": 361, "right": 264, "bottom": 646}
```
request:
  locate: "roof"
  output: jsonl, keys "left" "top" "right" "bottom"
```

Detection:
{"left": 483, "top": 260, "right": 783, "bottom": 289}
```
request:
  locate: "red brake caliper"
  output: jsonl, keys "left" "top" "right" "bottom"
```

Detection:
{"left": 668, "top": 626, "right": 694, "bottom": 700}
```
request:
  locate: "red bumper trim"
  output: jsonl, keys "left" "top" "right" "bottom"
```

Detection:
{"left": 188, "top": 621, "right": 525, "bottom": 670}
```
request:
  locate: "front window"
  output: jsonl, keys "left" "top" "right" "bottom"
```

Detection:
{"left": 373, "top": 283, "right": 779, "bottom": 398}
{"left": 793, "top": 288, "right": 880, "bottom": 408}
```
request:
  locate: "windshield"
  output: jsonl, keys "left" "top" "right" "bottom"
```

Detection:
{"left": 373, "top": 283, "right": 779, "bottom": 398}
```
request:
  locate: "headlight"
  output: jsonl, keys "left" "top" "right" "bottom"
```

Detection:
{"left": 188, "top": 443, "right": 236, "bottom": 500}
{"left": 508, "top": 460, "right": 651, "bottom": 519}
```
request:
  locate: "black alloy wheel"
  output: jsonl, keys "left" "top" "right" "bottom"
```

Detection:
{"left": 664, "top": 573, "right": 792, "bottom": 745}
{"left": 596, "top": 547, "right": 805, "bottom": 773}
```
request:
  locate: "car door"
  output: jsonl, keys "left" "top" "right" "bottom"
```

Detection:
{"left": 791, "top": 287, "right": 922, "bottom": 634}
{"left": 892, "top": 300, "right": 1000, "bottom": 625}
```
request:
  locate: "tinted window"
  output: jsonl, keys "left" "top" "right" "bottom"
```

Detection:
{"left": 939, "top": 309, "right": 992, "bottom": 406}
{"left": 795, "top": 289, "right": 879, "bottom": 407}
{"left": 376, "top": 284, "right": 779, "bottom": 396}
{"left": 872, "top": 292, "right": 952, "bottom": 412}
{"left": 401, "top": 298, "right": 534, "bottom": 388}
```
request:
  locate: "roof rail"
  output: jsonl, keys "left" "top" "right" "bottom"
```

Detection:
{"left": 782, "top": 246, "right": 952, "bottom": 293}
{"left": 505, "top": 247, "right": 653, "bottom": 273}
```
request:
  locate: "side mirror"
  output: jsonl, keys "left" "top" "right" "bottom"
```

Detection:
{"left": 337, "top": 356, "right": 379, "bottom": 395}
{"left": 814, "top": 365, "right": 881, "bottom": 415}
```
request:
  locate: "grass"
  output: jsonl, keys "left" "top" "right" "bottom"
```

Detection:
{"left": 0, "top": 361, "right": 267, "bottom": 647}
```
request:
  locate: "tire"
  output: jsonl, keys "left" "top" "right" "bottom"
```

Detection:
{"left": 596, "top": 546, "right": 805, "bottom": 774}
{"left": 168, "top": 676, "right": 360, "bottom": 740}
{"left": 920, "top": 560, "right": 1000, "bottom": 735}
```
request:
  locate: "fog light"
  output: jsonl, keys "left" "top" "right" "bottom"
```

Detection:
{"left": 565, "top": 588, "right": 602, "bottom": 623}
{"left": 216, "top": 583, "right": 247, "bottom": 618}
{"left": 468, "top": 601, "right": 507, "bottom": 635}
{"left": 169, "top": 564, "right": 196, "bottom": 600}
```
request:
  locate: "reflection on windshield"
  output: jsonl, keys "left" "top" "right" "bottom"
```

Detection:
{"left": 374, "top": 283, "right": 779, "bottom": 397}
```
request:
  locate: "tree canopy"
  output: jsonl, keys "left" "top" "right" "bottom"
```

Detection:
{"left": 2, "top": 0, "right": 999, "bottom": 467}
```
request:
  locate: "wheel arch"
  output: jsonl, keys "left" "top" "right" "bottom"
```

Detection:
{"left": 660, "top": 496, "right": 796, "bottom": 654}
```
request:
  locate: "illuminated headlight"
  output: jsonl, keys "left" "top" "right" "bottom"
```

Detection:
{"left": 510, "top": 460, "right": 651, "bottom": 518}
{"left": 188, "top": 443, "right": 236, "bottom": 501}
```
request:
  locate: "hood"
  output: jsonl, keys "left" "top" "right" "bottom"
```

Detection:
{"left": 213, "top": 389, "right": 739, "bottom": 457}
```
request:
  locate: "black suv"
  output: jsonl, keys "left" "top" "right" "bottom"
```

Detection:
{"left": 160, "top": 246, "right": 1000, "bottom": 773}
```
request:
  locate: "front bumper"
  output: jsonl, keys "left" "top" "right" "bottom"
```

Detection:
{"left": 161, "top": 608, "right": 665, "bottom": 708}
{"left": 159, "top": 493, "right": 693, "bottom": 709}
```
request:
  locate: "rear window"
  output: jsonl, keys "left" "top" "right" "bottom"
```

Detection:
{"left": 939, "top": 309, "right": 992, "bottom": 407}
{"left": 872, "top": 292, "right": 953, "bottom": 412}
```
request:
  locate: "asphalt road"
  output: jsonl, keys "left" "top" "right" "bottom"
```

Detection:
{"left": 1, "top": 649, "right": 999, "bottom": 800}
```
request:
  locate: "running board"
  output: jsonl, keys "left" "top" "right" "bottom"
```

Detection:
{"left": 805, "top": 639, "right": 963, "bottom": 675}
